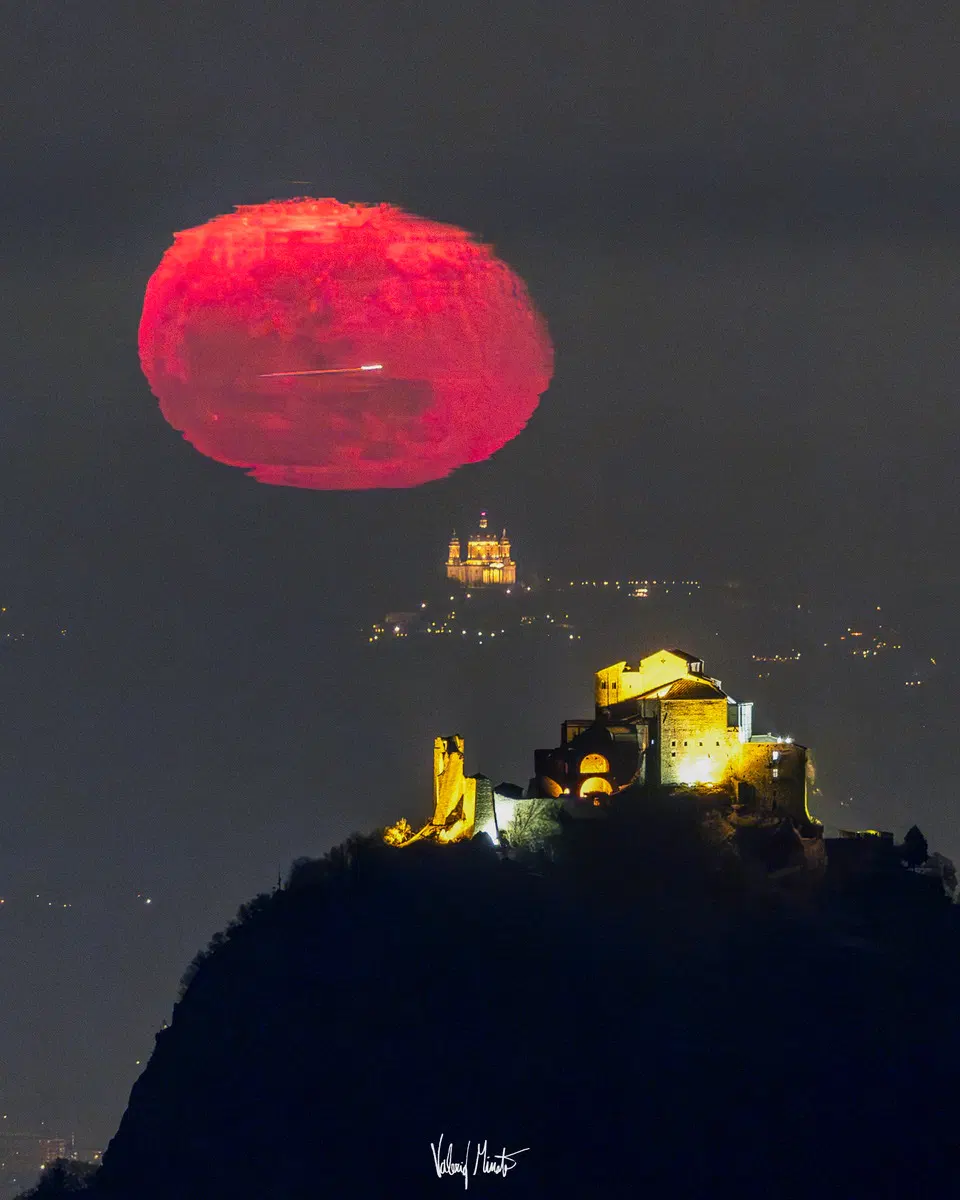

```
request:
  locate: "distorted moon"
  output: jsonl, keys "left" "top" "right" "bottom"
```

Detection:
{"left": 138, "top": 199, "right": 554, "bottom": 489}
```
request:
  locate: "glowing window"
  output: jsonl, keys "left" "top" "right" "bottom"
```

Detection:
{"left": 580, "top": 777, "right": 613, "bottom": 797}
{"left": 579, "top": 752, "right": 610, "bottom": 774}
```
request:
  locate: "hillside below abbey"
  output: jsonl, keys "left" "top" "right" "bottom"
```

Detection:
{"left": 47, "top": 644, "right": 960, "bottom": 1200}
{"left": 85, "top": 639, "right": 959, "bottom": 1200}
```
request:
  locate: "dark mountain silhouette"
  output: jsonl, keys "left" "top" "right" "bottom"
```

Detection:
{"left": 25, "top": 792, "right": 960, "bottom": 1198}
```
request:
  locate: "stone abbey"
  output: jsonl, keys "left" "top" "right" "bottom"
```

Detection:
{"left": 384, "top": 647, "right": 819, "bottom": 847}
{"left": 534, "top": 648, "right": 813, "bottom": 827}
{"left": 445, "top": 512, "right": 516, "bottom": 587}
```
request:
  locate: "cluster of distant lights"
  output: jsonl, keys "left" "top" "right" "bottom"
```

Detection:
{"left": 455, "top": 588, "right": 533, "bottom": 597}
{"left": 2, "top": 632, "right": 68, "bottom": 640}
{"left": 0, "top": 893, "right": 153, "bottom": 909}
{"left": 370, "top": 618, "right": 580, "bottom": 642}
{"left": 369, "top": 593, "right": 581, "bottom": 642}
{"left": 367, "top": 576, "right": 711, "bottom": 646}
{"left": 834, "top": 625, "right": 922, "bottom": 682}
{"left": 753, "top": 615, "right": 927, "bottom": 687}
{"left": 0, "top": 1121, "right": 102, "bottom": 1169}
{"left": 547, "top": 578, "right": 701, "bottom": 595}
{"left": 756, "top": 618, "right": 908, "bottom": 669}
{"left": 370, "top": 570, "right": 932, "bottom": 692}
{"left": 0, "top": 606, "right": 68, "bottom": 641}
{"left": 838, "top": 627, "right": 903, "bottom": 656}
{"left": 0, "top": 630, "right": 67, "bottom": 640}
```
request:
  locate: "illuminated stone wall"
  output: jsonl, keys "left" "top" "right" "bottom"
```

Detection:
{"left": 384, "top": 737, "right": 491, "bottom": 846}
{"left": 659, "top": 699, "right": 741, "bottom": 786}
{"left": 596, "top": 649, "right": 699, "bottom": 708}
{"left": 430, "top": 735, "right": 477, "bottom": 840}
{"left": 472, "top": 776, "right": 496, "bottom": 837}
{"left": 735, "top": 741, "right": 809, "bottom": 820}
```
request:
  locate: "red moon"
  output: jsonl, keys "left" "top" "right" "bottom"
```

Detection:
{"left": 138, "top": 199, "right": 553, "bottom": 488}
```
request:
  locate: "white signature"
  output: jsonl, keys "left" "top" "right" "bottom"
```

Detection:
{"left": 430, "top": 1134, "right": 529, "bottom": 1189}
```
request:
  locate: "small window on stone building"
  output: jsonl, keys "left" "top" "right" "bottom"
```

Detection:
{"left": 684, "top": 740, "right": 688, "bottom": 747}
{"left": 671, "top": 752, "right": 676, "bottom": 758}
{"left": 671, "top": 739, "right": 677, "bottom": 747}
{"left": 772, "top": 768, "right": 779, "bottom": 779}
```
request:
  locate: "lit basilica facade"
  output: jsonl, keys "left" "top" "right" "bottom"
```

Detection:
{"left": 446, "top": 513, "right": 516, "bottom": 587}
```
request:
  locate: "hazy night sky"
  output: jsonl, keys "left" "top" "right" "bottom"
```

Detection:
{"left": 2, "top": 0, "right": 960, "bottom": 1148}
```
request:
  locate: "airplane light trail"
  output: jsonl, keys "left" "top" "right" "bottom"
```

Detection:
{"left": 259, "top": 364, "right": 384, "bottom": 378}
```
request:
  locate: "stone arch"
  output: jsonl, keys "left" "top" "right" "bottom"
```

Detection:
{"left": 579, "top": 776, "right": 613, "bottom": 797}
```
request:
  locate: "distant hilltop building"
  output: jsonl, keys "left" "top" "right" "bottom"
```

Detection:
{"left": 384, "top": 646, "right": 819, "bottom": 848}
{"left": 446, "top": 512, "right": 516, "bottom": 587}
